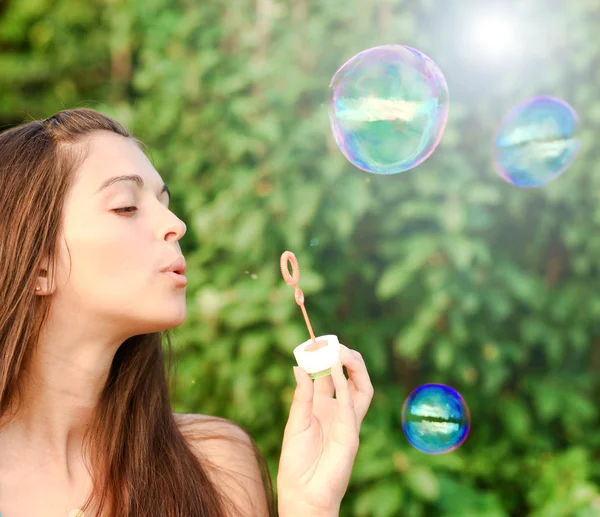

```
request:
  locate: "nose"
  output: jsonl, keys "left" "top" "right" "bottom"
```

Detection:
{"left": 164, "top": 214, "right": 186, "bottom": 243}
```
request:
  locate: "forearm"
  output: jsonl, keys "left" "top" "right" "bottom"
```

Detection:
{"left": 278, "top": 509, "right": 339, "bottom": 517}
{"left": 278, "top": 500, "right": 340, "bottom": 517}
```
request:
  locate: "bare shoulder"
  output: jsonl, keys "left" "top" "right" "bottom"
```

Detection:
{"left": 173, "top": 412, "right": 253, "bottom": 454}
{"left": 173, "top": 412, "right": 271, "bottom": 517}
{"left": 173, "top": 412, "right": 238, "bottom": 434}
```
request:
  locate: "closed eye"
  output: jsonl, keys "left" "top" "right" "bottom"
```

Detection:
{"left": 113, "top": 206, "right": 138, "bottom": 214}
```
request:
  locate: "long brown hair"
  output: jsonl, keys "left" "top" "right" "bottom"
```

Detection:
{"left": 0, "top": 108, "right": 277, "bottom": 517}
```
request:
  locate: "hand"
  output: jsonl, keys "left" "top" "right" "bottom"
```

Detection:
{"left": 277, "top": 344, "right": 374, "bottom": 516}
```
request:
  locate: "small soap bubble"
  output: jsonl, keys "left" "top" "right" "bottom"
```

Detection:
{"left": 328, "top": 44, "right": 449, "bottom": 175}
{"left": 309, "top": 237, "right": 320, "bottom": 247}
{"left": 493, "top": 96, "right": 580, "bottom": 187}
{"left": 401, "top": 383, "right": 470, "bottom": 454}
{"left": 250, "top": 274, "right": 258, "bottom": 280}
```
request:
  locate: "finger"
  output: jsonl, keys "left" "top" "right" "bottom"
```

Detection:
{"left": 283, "top": 366, "right": 314, "bottom": 439}
{"left": 314, "top": 373, "right": 335, "bottom": 398}
{"left": 330, "top": 359, "right": 358, "bottom": 434}
{"left": 339, "top": 345, "right": 374, "bottom": 428}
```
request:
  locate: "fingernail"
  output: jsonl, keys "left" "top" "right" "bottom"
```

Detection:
{"left": 292, "top": 366, "right": 301, "bottom": 384}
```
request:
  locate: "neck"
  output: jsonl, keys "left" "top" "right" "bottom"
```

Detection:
{"left": 0, "top": 311, "right": 126, "bottom": 476}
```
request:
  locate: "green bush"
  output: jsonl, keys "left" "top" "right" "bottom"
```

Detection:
{"left": 2, "top": 0, "right": 600, "bottom": 515}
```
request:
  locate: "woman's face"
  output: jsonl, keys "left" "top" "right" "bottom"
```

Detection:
{"left": 46, "top": 130, "right": 188, "bottom": 338}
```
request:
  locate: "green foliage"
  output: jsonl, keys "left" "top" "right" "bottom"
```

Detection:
{"left": 2, "top": 0, "right": 600, "bottom": 515}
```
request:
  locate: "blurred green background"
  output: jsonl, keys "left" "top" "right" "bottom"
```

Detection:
{"left": 2, "top": 0, "right": 600, "bottom": 515}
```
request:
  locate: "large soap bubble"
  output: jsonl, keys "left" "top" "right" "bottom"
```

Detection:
{"left": 328, "top": 44, "right": 449, "bottom": 175}
{"left": 493, "top": 96, "right": 580, "bottom": 187}
{"left": 401, "top": 383, "right": 470, "bottom": 454}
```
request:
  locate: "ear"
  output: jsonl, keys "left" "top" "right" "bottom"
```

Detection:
{"left": 35, "top": 256, "right": 52, "bottom": 293}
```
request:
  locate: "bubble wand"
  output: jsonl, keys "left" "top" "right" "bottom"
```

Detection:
{"left": 280, "top": 251, "right": 341, "bottom": 378}
{"left": 280, "top": 251, "right": 321, "bottom": 350}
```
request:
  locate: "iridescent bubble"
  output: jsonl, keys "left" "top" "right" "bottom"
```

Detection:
{"left": 493, "top": 96, "right": 580, "bottom": 187}
{"left": 328, "top": 44, "right": 449, "bottom": 175}
{"left": 401, "top": 383, "right": 470, "bottom": 454}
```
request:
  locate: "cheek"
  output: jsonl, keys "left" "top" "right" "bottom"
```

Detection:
{"left": 64, "top": 225, "right": 151, "bottom": 287}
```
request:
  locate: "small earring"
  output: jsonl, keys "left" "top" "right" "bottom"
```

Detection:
{"left": 35, "top": 286, "right": 40, "bottom": 291}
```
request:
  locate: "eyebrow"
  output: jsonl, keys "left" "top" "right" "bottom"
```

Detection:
{"left": 96, "top": 174, "right": 170, "bottom": 201}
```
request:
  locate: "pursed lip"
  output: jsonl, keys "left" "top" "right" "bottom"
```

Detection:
{"left": 163, "top": 270, "right": 188, "bottom": 286}
{"left": 161, "top": 256, "right": 187, "bottom": 275}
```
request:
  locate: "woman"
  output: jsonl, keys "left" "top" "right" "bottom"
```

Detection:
{"left": 0, "top": 108, "right": 374, "bottom": 517}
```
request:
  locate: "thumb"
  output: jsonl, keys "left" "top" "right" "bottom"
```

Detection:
{"left": 283, "top": 367, "right": 314, "bottom": 437}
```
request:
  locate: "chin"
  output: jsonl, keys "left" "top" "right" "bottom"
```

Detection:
{"left": 163, "top": 310, "right": 188, "bottom": 330}
{"left": 143, "top": 308, "right": 188, "bottom": 334}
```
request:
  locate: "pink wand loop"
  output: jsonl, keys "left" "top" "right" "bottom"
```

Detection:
{"left": 280, "top": 251, "right": 318, "bottom": 347}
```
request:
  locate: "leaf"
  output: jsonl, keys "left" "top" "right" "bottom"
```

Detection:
{"left": 354, "top": 479, "right": 404, "bottom": 517}
{"left": 376, "top": 242, "right": 438, "bottom": 300}
{"left": 499, "top": 397, "right": 532, "bottom": 440}
{"left": 404, "top": 465, "right": 439, "bottom": 502}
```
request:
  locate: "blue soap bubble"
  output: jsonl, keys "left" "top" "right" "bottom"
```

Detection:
{"left": 401, "top": 383, "right": 470, "bottom": 454}
{"left": 493, "top": 96, "right": 580, "bottom": 187}
{"left": 328, "top": 44, "right": 449, "bottom": 175}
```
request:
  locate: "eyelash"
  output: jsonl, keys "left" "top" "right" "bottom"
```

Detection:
{"left": 113, "top": 206, "right": 138, "bottom": 215}
{"left": 113, "top": 203, "right": 171, "bottom": 216}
